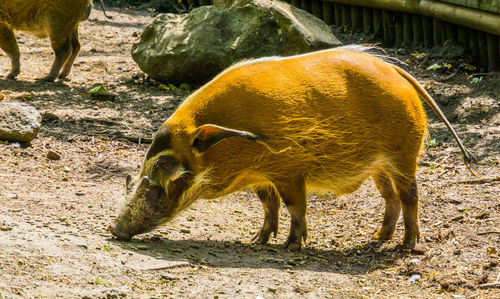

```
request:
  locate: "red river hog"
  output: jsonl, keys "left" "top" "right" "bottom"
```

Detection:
{"left": 108, "top": 45, "right": 473, "bottom": 251}
{"left": 0, "top": 0, "right": 109, "bottom": 81}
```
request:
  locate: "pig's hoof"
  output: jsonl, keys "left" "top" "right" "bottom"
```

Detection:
{"left": 36, "top": 75, "right": 56, "bottom": 82}
{"left": 402, "top": 227, "right": 419, "bottom": 250}
{"left": 6, "top": 73, "right": 17, "bottom": 80}
{"left": 251, "top": 230, "right": 271, "bottom": 244}
{"left": 283, "top": 239, "right": 302, "bottom": 251}
{"left": 373, "top": 229, "right": 394, "bottom": 241}
{"left": 283, "top": 234, "right": 305, "bottom": 251}
{"left": 251, "top": 224, "right": 278, "bottom": 244}
{"left": 401, "top": 240, "right": 416, "bottom": 250}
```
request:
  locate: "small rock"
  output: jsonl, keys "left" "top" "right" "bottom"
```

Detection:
{"left": 47, "top": 150, "right": 61, "bottom": 160}
{"left": 409, "top": 274, "right": 421, "bottom": 283}
{"left": 409, "top": 258, "right": 420, "bottom": 265}
{"left": 136, "top": 245, "right": 149, "bottom": 250}
{"left": 0, "top": 226, "right": 13, "bottom": 231}
{"left": 180, "top": 228, "right": 191, "bottom": 234}
{"left": 473, "top": 211, "right": 489, "bottom": 219}
{"left": 0, "top": 102, "right": 42, "bottom": 143}
{"left": 161, "top": 273, "right": 176, "bottom": 281}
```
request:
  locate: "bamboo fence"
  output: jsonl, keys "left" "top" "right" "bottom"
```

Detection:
{"left": 183, "top": 0, "right": 500, "bottom": 71}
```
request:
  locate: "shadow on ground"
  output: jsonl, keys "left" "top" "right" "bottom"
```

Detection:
{"left": 110, "top": 237, "right": 421, "bottom": 275}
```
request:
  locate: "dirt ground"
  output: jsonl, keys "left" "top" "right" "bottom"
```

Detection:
{"left": 0, "top": 6, "right": 499, "bottom": 299}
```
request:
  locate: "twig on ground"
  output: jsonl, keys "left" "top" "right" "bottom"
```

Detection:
{"left": 477, "top": 231, "right": 500, "bottom": 236}
{"left": 93, "top": 131, "right": 153, "bottom": 144}
{"left": 470, "top": 73, "right": 490, "bottom": 77}
{"left": 118, "top": 135, "right": 153, "bottom": 144}
{"left": 479, "top": 281, "right": 500, "bottom": 289}
{"left": 457, "top": 176, "right": 500, "bottom": 184}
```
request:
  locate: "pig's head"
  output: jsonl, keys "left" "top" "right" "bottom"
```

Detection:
{"left": 108, "top": 123, "right": 264, "bottom": 241}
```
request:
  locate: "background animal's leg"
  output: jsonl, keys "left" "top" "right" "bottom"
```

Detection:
{"left": 251, "top": 186, "right": 280, "bottom": 244}
{"left": 58, "top": 30, "right": 80, "bottom": 79}
{"left": 373, "top": 172, "right": 401, "bottom": 241}
{"left": 276, "top": 178, "right": 307, "bottom": 251}
{"left": 40, "top": 34, "right": 72, "bottom": 82}
{"left": 0, "top": 24, "right": 20, "bottom": 79}
{"left": 398, "top": 180, "right": 420, "bottom": 249}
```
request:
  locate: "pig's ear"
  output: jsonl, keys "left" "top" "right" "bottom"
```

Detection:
{"left": 153, "top": 155, "right": 185, "bottom": 181}
{"left": 192, "top": 124, "right": 263, "bottom": 153}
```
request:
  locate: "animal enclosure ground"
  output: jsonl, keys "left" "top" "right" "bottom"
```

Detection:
{"left": 0, "top": 7, "right": 499, "bottom": 299}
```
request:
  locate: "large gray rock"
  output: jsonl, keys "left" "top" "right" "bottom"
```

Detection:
{"left": 0, "top": 102, "right": 42, "bottom": 143}
{"left": 132, "top": 0, "right": 341, "bottom": 85}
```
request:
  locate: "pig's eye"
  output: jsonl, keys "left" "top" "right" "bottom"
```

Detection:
{"left": 154, "top": 155, "right": 177, "bottom": 170}
{"left": 192, "top": 137, "right": 201, "bottom": 148}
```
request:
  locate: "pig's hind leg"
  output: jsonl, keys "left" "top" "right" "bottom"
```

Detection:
{"left": 398, "top": 179, "right": 420, "bottom": 249}
{"left": 58, "top": 29, "right": 80, "bottom": 79}
{"left": 39, "top": 19, "right": 74, "bottom": 82}
{"left": 251, "top": 186, "right": 280, "bottom": 244}
{"left": 276, "top": 177, "right": 307, "bottom": 251}
{"left": 372, "top": 172, "right": 401, "bottom": 241}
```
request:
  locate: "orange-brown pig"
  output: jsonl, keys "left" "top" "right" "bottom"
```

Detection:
{"left": 108, "top": 46, "right": 473, "bottom": 251}
{"left": 0, "top": 0, "right": 108, "bottom": 81}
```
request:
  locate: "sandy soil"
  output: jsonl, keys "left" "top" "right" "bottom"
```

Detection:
{"left": 0, "top": 7, "right": 499, "bottom": 299}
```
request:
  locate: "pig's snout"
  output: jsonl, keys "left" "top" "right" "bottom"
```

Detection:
{"left": 107, "top": 224, "right": 132, "bottom": 241}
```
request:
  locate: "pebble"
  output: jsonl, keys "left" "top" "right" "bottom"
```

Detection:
{"left": 161, "top": 273, "right": 176, "bottom": 281}
{"left": 136, "top": 245, "right": 149, "bottom": 250}
{"left": 47, "top": 150, "right": 61, "bottom": 160}
{"left": 409, "top": 274, "right": 421, "bottom": 283}
{"left": 409, "top": 258, "right": 420, "bottom": 265}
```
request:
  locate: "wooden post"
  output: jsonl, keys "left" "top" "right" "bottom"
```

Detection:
{"left": 395, "top": 13, "right": 403, "bottom": 47}
{"left": 351, "top": 6, "right": 363, "bottom": 33}
{"left": 373, "top": 9, "right": 383, "bottom": 39}
{"left": 445, "top": 23, "right": 457, "bottom": 42}
{"left": 403, "top": 13, "right": 412, "bottom": 47}
{"left": 383, "top": 11, "right": 395, "bottom": 46}
{"left": 457, "top": 26, "right": 467, "bottom": 46}
{"left": 477, "top": 32, "right": 488, "bottom": 71}
{"left": 311, "top": 0, "right": 323, "bottom": 19}
{"left": 363, "top": 7, "right": 373, "bottom": 34}
{"left": 422, "top": 16, "right": 433, "bottom": 47}
{"left": 334, "top": 4, "right": 342, "bottom": 26}
{"left": 411, "top": 14, "right": 422, "bottom": 47}
{"left": 323, "top": 2, "right": 334, "bottom": 25}
{"left": 468, "top": 29, "right": 478, "bottom": 57}
{"left": 433, "top": 18, "right": 443, "bottom": 45}
{"left": 342, "top": 4, "right": 351, "bottom": 30}
{"left": 486, "top": 34, "right": 499, "bottom": 71}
